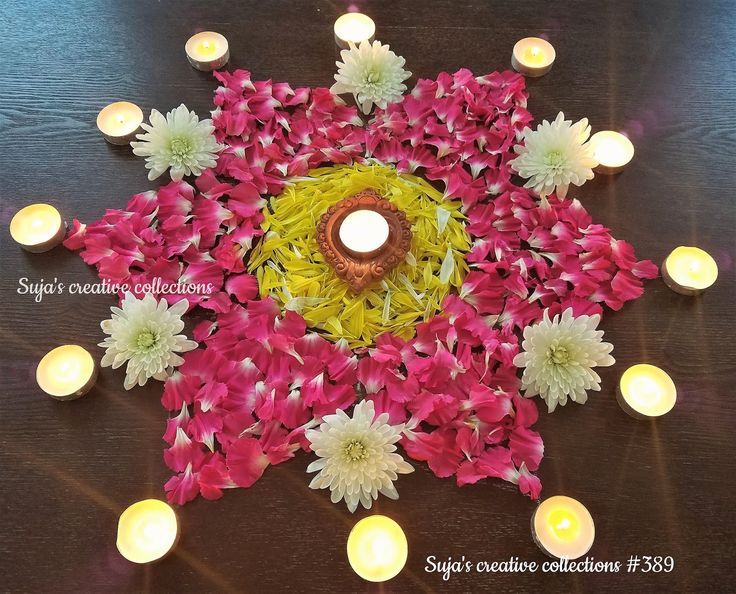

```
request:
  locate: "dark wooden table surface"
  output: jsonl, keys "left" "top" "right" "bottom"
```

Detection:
{"left": 1, "top": 0, "right": 734, "bottom": 592}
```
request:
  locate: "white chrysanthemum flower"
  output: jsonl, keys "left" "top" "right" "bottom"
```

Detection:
{"left": 131, "top": 104, "right": 223, "bottom": 181}
{"left": 305, "top": 399, "right": 414, "bottom": 512}
{"left": 331, "top": 40, "right": 412, "bottom": 115}
{"left": 513, "top": 308, "right": 615, "bottom": 413}
{"left": 509, "top": 112, "right": 598, "bottom": 199}
{"left": 99, "top": 292, "right": 198, "bottom": 390}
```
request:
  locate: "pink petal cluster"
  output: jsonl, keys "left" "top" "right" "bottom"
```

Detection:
{"left": 359, "top": 295, "right": 542, "bottom": 498}
{"left": 211, "top": 69, "right": 367, "bottom": 195}
{"left": 210, "top": 68, "right": 530, "bottom": 210}
{"left": 161, "top": 297, "right": 359, "bottom": 504}
{"left": 63, "top": 172, "right": 263, "bottom": 312}
{"left": 462, "top": 188, "right": 659, "bottom": 329}
{"left": 64, "top": 68, "right": 660, "bottom": 506}
{"left": 366, "top": 69, "right": 532, "bottom": 209}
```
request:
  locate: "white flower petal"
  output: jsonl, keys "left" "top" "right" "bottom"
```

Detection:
{"left": 132, "top": 104, "right": 222, "bottom": 181}
{"left": 516, "top": 307, "right": 615, "bottom": 412}
{"left": 509, "top": 111, "right": 598, "bottom": 200}
{"left": 305, "top": 400, "right": 412, "bottom": 512}
{"left": 331, "top": 40, "right": 411, "bottom": 115}
{"left": 98, "top": 292, "right": 195, "bottom": 390}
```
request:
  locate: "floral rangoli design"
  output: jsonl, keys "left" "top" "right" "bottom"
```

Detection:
{"left": 65, "top": 67, "right": 658, "bottom": 507}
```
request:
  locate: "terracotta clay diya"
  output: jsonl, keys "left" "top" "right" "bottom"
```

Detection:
{"left": 317, "top": 189, "right": 412, "bottom": 292}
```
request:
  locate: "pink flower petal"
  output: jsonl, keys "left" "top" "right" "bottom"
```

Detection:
{"left": 402, "top": 429, "right": 463, "bottom": 478}
{"left": 165, "top": 464, "right": 200, "bottom": 505}
{"left": 226, "top": 436, "right": 270, "bottom": 488}
{"left": 225, "top": 273, "right": 259, "bottom": 303}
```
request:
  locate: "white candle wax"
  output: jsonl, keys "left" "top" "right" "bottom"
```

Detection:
{"left": 511, "top": 37, "right": 556, "bottom": 77}
{"left": 661, "top": 246, "right": 718, "bottom": 295}
{"left": 532, "top": 496, "right": 595, "bottom": 559}
{"left": 10, "top": 203, "right": 65, "bottom": 253}
{"left": 334, "top": 13, "right": 375, "bottom": 49}
{"left": 185, "top": 31, "right": 229, "bottom": 71}
{"left": 36, "top": 345, "right": 97, "bottom": 400}
{"left": 339, "top": 209, "right": 390, "bottom": 254}
{"left": 347, "top": 515, "right": 407, "bottom": 582}
{"left": 590, "top": 131, "right": 635, "bottom": 174}
{"left": 96, "top": 101, "right": 143, "bottom": 145}
{"left": 117, "top": 499, "right": 179, "bottom": 564}
{"left": 617, "top": 364, "right": 677, "bottom": 418}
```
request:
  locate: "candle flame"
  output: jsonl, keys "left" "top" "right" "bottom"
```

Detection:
{"left": 56, "top": 358, "right": 82, "bottom": 381}
{"left": 141, "top": 519, "right": 166, "bottom": 543}
{"left": 198, "top": 39, "right": 217, "bottom": 56}
{"left": 334, "top": 12, "right": 376, "bottom": 44}
{"left": 665, "top": 246, "right": 718, "bottom": 291}
{"left": 631, "top": 376, "right": 661, "bottom": 403}
{"left": 117, "top": 500, "right": 178, "bottom": 563}
{"left": 620, "top": 364, "right": 677, "bottom": 417}
{"left": 522, "top": 42, "right": 547, "bottom": 66}
{"left": 548, "top": 509, "right": 579, "bottom": 541}
{"left": 347, "top": 515, "right": 407, "bottom": 582}
{"left": 590, "top": 131, "right": 634, "bottom": 168}
{"left": 36, "top": 344, "right": 95, "bottom": 398}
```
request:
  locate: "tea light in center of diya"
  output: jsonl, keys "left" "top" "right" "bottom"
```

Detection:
{"left": 338, "top": 209, "right": 390, "bottom": 254}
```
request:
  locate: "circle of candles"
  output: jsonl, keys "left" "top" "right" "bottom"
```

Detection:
{"left": 511, "top": 37, "right": 556, "bottom": 77}
{"left": 617, "top": 364, "right": 677, "bottom": 418}
{"left": 9, "top": 203, "right": 65, "bottom": 253}
{"left": 36, "top": 345, "right": 97, "bottom": 400}
{"left": 589, "top": 131, "right": 635, "bottom": 174}
{"left": 532, "top": 496, "right": 595, "bottom": 560}
{"left": 185, "top": 31, "right": 229, "bottom": 71}
{"left": 116, "top": 499, "right": 179, "bottom": 564}
{"left": 347, "top": 515, "right": 407, "bottom": 582}
{"left": 96, "top": 101, "right": 144, "bottom": 145}
{"left": 339, "top": 210, "right": 390, "bottom": 254}
{"left": 334, "top": 12, "right": 376, "bottom": 49}
{"left": 661, "top": 246, "right": 718, "bottom": 295}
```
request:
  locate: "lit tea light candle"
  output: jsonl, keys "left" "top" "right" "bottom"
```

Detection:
{"left": 334, "top": 12, "right": 376, "bottom": 49}
{"left": 36, "top": 345, "right": 97, "bottom": 400}
{"left": 10, "top": 203, "right": 65, "bottom": 253}
{"left": 661, "top": 246, "right": 718, "bottom": 295}
{"left": 532, "top": 496, "right": 595, "bottom": 559}
{"left": 185, "top": 31, "right": 229, "bottom": 71}
{"left": 339, "top": 209, "right": 390, "bottom": 254}
{"left": 117, "top": 499, "right": 179, "bottom": 564}
{"left": 511, "top": 37, "right": 556, "bottom": 77}
{"left": 617, "top": 364, "right": 677, "bottom": 419}
{"left": 589, "top": 131, "right": 635, "bottom": 174}
{"left": 347, "top": 515, "right": 407, "bottom": 582}
{"left": 96, "top": 101, "right": 143, "bottom": 145}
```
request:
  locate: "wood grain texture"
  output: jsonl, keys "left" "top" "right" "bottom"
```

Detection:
{"left": 1, "top": 0, "right": 735, "bottom": 592}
